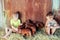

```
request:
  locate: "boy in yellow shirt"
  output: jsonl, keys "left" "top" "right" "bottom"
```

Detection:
{"left": 3, "top": 11, "right": 22, "bottom": 39}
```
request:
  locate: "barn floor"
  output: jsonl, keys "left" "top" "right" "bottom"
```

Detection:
{"left": 0, "top": 28, "right": 60, "bottom": 40}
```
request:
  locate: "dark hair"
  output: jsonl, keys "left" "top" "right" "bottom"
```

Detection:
{"left": 15, "top": 11, "right": 22, "bottom": 23}
{"left": 15, "top": 11, "right": 22, "bottom": 19}
{"left": 46, "top": 11, "right": 53, "bottom": 16}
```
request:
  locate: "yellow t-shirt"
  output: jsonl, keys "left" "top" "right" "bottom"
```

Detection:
{"left": 10, "top": 19, "right": 21, "bottom": 28}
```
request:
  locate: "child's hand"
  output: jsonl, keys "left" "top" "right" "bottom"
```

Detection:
{"left": 12, "top": 26, "right": 18, "bottom": 31}
{"left": 14, "top": 28, "right": 18, "bottom": 31}
{"left": 50, "top": 26, "right": 53, "bottom": 28}
{"left": 20, "top": 23, "right": 22, "bottom": 25}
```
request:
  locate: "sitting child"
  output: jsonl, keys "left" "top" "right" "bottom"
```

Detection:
{"left": 45, "top": 11, "right": 60, "bottom": 35}
{"left": 3, "top": 11, "right": 22, "bottom": 39}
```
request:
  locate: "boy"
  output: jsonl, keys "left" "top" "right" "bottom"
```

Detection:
{"left": 3, "top": 11, "right": 22, "bottom": 39}
{"left": 45, "top": 11, "right": 60, "bottom": 35}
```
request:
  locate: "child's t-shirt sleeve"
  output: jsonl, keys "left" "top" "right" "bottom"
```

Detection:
{"left": 18, "top": 19, "right": 21, "bottom": 25}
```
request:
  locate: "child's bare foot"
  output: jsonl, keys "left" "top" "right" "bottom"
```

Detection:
{"left": 2, "top": 36, "right": 7, "bottom": 39}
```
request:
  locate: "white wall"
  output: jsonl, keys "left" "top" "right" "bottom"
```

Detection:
{"left": 52, "top": 0, "right": 60, "bottom": 10}
{"left": 0, "top": 0, "right": 6, "bottom": 28}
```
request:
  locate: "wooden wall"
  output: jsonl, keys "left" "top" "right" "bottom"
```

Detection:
{"left": 4, "top": 0, "right": 52, "bottom": 23}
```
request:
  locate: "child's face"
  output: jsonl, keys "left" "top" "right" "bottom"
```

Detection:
{"left": 13, "top": 14, "right": 18, "bottom": 20}
{"left": 46, "top": 16, "right": 53, "bottom": 20}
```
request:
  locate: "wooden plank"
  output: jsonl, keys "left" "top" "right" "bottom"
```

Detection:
{"left": 4, "top": 0, "right": 52, "bottom": 23}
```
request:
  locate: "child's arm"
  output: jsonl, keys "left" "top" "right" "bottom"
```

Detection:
{"left": 11, "top": 26, "right": 18, "bottom": 31}
{"left": 19, "top": 23, "right": 22, "bottom": 25}
{"left": 10, "top": 19, "right": 18, "bottom": 31}
{"left": 53, "top": 20, "right": 60, "bottom": 28}
{"left": 45, "top": 21, "right": 48, "bottom": 27}
{"left": 45, "top": 20, "right": 51, "bottom": 28}
{"left": 54, "top": 20, "right": 59, "bottom": 26}
{"left": 18, "top": 19, "right": 22, "bottom": 26}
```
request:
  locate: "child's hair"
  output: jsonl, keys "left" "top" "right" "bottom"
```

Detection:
{"left": 15, "top": 11, "right": 22, "bottom": 23}
{"left": 46, "top": 11, "right": 53, "bottom": 16}
{"left": 15, "top": 11, "right": 22, "bottom": 19}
